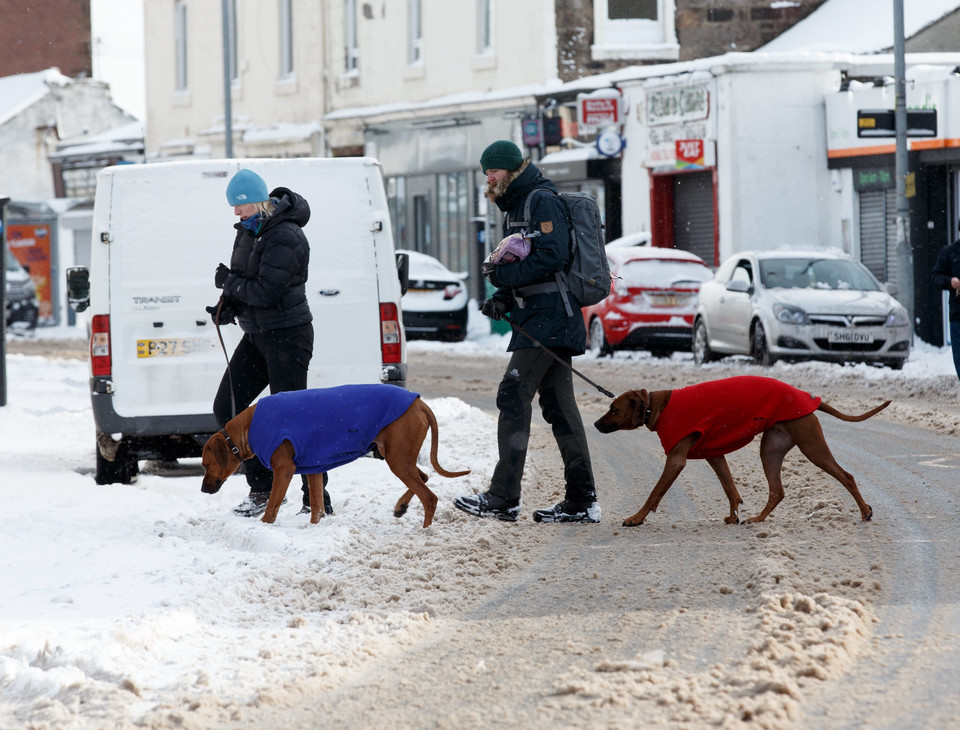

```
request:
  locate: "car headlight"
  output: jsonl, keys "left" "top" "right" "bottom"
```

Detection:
{"left": 885, "top": 308, "right": 909, "bottom": 327}
{"left": 772, "top": 303, "right": 810, "bottom": 325}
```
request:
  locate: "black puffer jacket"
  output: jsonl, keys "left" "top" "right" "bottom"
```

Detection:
{"left": 488, "top": 163, "right": 586, "bottom": 354}
{"left": 931, "top": 238, "right": 960, "bottom": 321}
{"left": 221, "top": 187, "right": 313, "bottom": 334}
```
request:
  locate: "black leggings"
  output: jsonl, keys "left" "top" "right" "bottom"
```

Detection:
{"left": 213, "top": 323, "right": 314, "bottom": 494}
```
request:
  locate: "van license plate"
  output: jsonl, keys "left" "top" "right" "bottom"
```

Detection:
{"left": 827, "top": 330, "right": 873, "bottom": 344}
{"left": 137, "top": 338, "right": 213, "bottom": 358}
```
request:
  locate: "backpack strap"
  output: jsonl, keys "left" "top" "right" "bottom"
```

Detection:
{"left": 507, "top": 188, "right": 575, "bottom": 317}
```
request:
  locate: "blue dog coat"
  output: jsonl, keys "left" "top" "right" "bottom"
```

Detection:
{"left": 247, "top": 385, "right": 420, "bottom": 474}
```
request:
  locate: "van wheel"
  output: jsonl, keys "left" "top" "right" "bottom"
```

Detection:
{"left": 588, "top": 318, "right": 612, "bottom": 357}
{"left": 95, "top": 444, "right": 139, "bottom": 485}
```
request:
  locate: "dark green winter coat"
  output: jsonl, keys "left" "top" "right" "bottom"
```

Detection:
{"left": 488, "top": 162, "right": 586, "bottom": 354}
{"left": 221, "top": 186, "right": 314, "bottom": 334}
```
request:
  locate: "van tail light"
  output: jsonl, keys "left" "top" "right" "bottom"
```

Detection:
{"left": 443, "top": 284, "right": 461, "bottom": 300}
{"left": 90, "top": 314, "right": 112, "bottom": 377}
{"left": 379, "top": 303, "right": 403, "bottom": 364}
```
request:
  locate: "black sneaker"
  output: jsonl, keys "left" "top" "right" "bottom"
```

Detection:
{"left": 453, "top": 491, "right": 521, "bottom": 522}
{"left": 300, "top": 488, "right": 334, "bottom": 516}
{"left": 233, "top": 493, "right": 278, "bottom": 518}
{"left": 532, "top": 500, "right": 601, "bottom": 523}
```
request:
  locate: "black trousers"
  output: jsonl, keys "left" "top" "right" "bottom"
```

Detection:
{"left": 213, "top": 323, "right": 314, "bottom": 495}
{"left": 489, "top": 347, "right": 596, "bottom": 503}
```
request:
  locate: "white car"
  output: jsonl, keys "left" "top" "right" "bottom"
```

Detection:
{"left": 398, "top": 250, "right": 469, "bottom": 342}
{"left": 693, "top": 250, "right": 912, "bottom": 369}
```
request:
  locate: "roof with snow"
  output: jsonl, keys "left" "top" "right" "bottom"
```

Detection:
{"left": 0, "top": 68, "right": 72, "bottom": 127}
{"left": 761, "top": 0, "right": 960, "bottom": 54}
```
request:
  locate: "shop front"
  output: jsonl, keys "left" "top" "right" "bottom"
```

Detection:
{"left": 826, "top": 65, "right": 960, "bottom": 346}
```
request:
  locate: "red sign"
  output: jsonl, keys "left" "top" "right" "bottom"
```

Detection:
{"left": 675, "top": 139, "right": 705, "bottom": 169}
{"left": 580, "top": 97, "right": 619, "bottom": 127}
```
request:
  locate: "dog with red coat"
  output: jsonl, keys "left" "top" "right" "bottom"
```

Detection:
{"left": 594, "top": 376, "right": 889, "bottom": 526}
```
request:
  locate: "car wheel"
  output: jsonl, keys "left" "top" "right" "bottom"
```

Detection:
{"left": 692, "top": 319, "right": 715, "bottom": 365}
{"left": 95, "top": 441, "right": 139, "bottom": 485}
{"left": 884, "top": 359, "right": 905, "bottom": 371}
{"left": 588, "top": 317, "right": 612, "bottom": 357}
{"left": 752, "top": 321, "right": 775, "bottom": 367}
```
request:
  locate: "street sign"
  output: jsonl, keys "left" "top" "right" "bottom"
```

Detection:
{"left": 856, "top": 109, "right": 937, "bottom": 138}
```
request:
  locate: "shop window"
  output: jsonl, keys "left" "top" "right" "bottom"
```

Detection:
{"left": 592, "top": 0, "right": 678, "bottom": 61}
{"left": 437, "top": 172, "right": 470, "bottom": 273}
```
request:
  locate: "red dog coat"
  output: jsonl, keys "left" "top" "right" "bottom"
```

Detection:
{"left": 654, "top": 376, "right": 821, "bottom": 460}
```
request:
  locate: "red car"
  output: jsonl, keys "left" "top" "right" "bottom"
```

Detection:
{"left": 583, "top": 245, "right": 712, "bottom": 357}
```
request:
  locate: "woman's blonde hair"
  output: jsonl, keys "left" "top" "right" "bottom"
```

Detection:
{"left": 251, "top": 199, "right": 275, "bottom": 218}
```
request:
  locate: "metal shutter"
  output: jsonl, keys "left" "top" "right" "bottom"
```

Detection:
{"left": 859, "top": 188, "right": 898, "bottom": 286}
{"left": 673, "top": 171, "right": 715, "bottom": 263}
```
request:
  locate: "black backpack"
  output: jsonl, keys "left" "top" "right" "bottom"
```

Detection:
{"left": 508, "top": 189, "right": 611, "bottom": 315}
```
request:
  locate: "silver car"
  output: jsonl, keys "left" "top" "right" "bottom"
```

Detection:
{"left": 693, "top": 250, "right": 911, "bottom": 369}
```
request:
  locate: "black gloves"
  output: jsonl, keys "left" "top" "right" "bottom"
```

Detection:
{"left": 481, "top": 261, "right": 502, "bottom": 288}
{"left": 481, "top": 298, "right": 508, "bottom": 321}
{"left": 214, "top": 263, "right": 230, "bottom": 289}
{"left": 205, "top": 301, "right": 236, "bottom": 325}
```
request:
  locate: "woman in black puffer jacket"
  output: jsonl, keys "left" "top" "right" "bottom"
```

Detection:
{"left": 210, "top": 168, "right": 327, "bottom": 518}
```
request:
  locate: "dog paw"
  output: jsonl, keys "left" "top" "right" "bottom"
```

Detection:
{"left": 724, "top": 515, "right": 740, "bottom": 525}
{"left": 394, "top": 503, "right": 410, "bottom": 518}
{"left": 622, "top": 517, "right": 644, "bottom": 527}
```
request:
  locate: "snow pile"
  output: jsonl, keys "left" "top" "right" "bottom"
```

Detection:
{"left": 0, "top": 346, "right": 502, "bottom": 728}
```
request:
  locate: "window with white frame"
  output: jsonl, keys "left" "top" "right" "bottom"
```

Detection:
{"left": 344, "top": 0, "right": 359, "bottom": 72}
{"left": 408, "top": 0, "right": 422, "bottom": 65}
{"left": 279, "top": 0, "right": 294, "bottom": 78}
{"left": 477, "top": 0, "right": 493, "bottom": 55}
{"left": 174, "top": 0, "right": 188, "bottom": 91}
{"left": 592, "top": 0, "right": 678, "bottom": 61}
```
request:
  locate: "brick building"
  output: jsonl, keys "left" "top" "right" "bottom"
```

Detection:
{"left": 0, "top": 0, "right": 91, "bottom": 78}
{"left": 556, "top": 0, "right": 829, "bottom": 80}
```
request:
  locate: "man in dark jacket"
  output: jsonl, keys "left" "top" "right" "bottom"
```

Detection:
{"left": 931, "top": 220, "right": 960, "bottom": 382}
{"left": 454, "top": 140, "right": 600, "bottom": 523}
{"left": 210, "top": 168, "right": 329, "bottom": 517}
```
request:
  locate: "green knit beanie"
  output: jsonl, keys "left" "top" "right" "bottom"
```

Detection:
{"left": 480, "top": 140, "right": 524, "bottom": 172}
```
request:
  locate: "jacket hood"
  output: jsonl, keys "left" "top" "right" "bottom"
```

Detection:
{"left": 493, "top": 162, "right": 558, "bottom": 213}
{"left": 266, "top": 186, "right": 311, "bottom": 229}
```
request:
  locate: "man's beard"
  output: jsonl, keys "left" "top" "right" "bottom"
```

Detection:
{"left": 484, "top": 176, "right": 511, "bottom": 201}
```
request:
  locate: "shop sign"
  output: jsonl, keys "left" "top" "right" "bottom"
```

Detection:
{"left": 6, "top": 222, "right": 53, "bottom": 323}
{"left": 646, "top": 85, "right": 710, "bottom": 127}
{"left": 675, "top": 139, "right": 705, "bottom": 169}
{"left": 578, "top": 89, "right": 622, "bottom": 128}
{"left": 522, "top": 117, "right": 542, "bottom": 146}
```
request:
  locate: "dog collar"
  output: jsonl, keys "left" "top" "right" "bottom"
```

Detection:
{"left": 640, "top": 406, "right": 653, "bottom": 427}
{"left": 220, "top": 428, "right": 240, "bottom": 456}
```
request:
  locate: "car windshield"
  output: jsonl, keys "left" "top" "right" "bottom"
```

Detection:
{"left": 619, "top": 259, "right": 712, "bottom": 288}
{"left": 758, "top": 258, "right": 881, "bottom": 292}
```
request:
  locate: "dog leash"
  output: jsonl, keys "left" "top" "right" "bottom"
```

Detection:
{"left": 214, "top": 296, "right": 238, "bottom": 419}
{"left": 504, "top": 317, "right": 615, "bottom": 398}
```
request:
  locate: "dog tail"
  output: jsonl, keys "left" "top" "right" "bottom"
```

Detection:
{"left": 818, "top": 400, "right": 891, "bottom": 422}
{"left": 422, "top": 401, "right": 471, "bottom": 478}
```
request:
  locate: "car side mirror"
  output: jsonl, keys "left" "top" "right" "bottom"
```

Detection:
{"left": 395, "top": 252, "right": 410, "bottom": 296}
{"left": 725, "top": 280, "right": 752, "bottom": 294}
{"left": 884, "top": 281, "right": 899, "bottom": 297}
{"left": 66, "top": 266, "right": 90, "bottom": 312}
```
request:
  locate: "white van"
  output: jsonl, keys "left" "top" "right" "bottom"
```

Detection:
{"left": 67, "top": 157, "right": 409, "bottom": 484}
